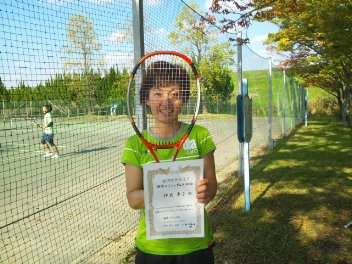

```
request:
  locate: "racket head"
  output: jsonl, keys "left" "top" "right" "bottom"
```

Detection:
{"left": 24, "top": 116, "right": 37, "bottom": 125}
{"left": 127, "top": 51, "right": 201, "bottom": 161}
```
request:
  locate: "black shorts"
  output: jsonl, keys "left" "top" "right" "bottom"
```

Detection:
{"left": 41, "top": 133, "right": 55, "bottom": 146}
{"left": 135, "top": 247, "right": 214, "bottom": 264}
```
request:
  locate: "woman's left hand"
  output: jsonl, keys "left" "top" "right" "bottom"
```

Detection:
{"left": 196, "top": 178, "right": 211, "bottom": 205}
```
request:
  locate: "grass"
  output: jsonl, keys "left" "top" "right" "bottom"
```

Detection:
{"left": 230, "top": 69, "right": 302, "bottom": 117}
{"left": 209, "top": 115, "right": 352, "bottom": 264}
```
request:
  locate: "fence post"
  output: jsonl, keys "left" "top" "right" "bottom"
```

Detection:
{"left": 2, "top": 99, "right": 4, "bottom": 121}
{"left": 301, "top": 86, "right": 305, "bottom": 123}
{"left": 298, "top": 84, "right": 302, "bottom": 123}
{"left": 132, "top": 0, "right": 146, "bottom": 130}
{"left": 268, "top": 57, "right": 273, "bottom": 150}
{"left": 291, "top": 79, "right": 294, "bottom": 130}
{"left": 283, "top": 69, "right": 287, "bottom": 136}
{"left": 237, "top": 30, "right": 244, "bottom": 177}
{"left": 305, "top": 88, "right": 308, "bottom": 126}
{"left": 242, "top": 79, "right": 251, "bottom": 212}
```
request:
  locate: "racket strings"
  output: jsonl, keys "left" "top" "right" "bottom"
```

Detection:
{"left": 128, "top": 52, "right": 200, "bottom": 160}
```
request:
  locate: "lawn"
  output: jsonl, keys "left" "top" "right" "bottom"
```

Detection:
{"left": 210, "top": 115, "right": 352, "bottom": 264}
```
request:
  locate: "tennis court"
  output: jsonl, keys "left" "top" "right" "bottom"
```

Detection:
{"left": 1, "top": 112, "right": 289, "bottom": 263}
{"left": 0, "top": 115, "right": 218, "bottom": 262}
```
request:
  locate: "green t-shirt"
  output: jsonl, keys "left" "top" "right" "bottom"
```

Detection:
{"left": 43, "top": 112, "right": 54, "bottom": 135}
{"left": 121, "top": 123, "right": 216, "bottom": 255}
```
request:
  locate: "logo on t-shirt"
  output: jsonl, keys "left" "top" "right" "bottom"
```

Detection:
{"left": 183, "top": 138, "right": 197, "bottom": 154}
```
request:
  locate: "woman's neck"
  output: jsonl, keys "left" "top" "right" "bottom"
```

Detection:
{"left": 151, "top": 121, "right": 182, "bottom": 138}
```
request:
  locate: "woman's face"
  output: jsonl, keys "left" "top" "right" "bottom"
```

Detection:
{"left": 146, "top": 83, "right": 184, "bottom": 124}
{"left": 42, "top": 107, "right": 48, "bottom": 113}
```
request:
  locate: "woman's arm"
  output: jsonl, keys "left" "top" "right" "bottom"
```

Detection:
{"left": 196, "top": 152, "right": 217, "bottom": 205}
{"left": 124, "top": 164, "right": 145, "bottom": 209}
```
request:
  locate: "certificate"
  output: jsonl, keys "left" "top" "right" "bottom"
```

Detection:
{"left": 143, "top": 159, "right": 204, "bottom": 240}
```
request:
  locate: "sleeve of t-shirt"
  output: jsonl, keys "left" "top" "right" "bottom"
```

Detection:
{"left": 120, "top": 137, "right": 142, "bottom": 168}
{"left": 197, "top": 126, "right": 216, "bottom": 157}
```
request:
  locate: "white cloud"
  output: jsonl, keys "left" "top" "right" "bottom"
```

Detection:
{"left": 145, "top": 0, "right": 163, "bottom": 7}
{"left": 255, "top": 48, "right": 268, "bottom": 58}
{"left": 250, "top": 34, "right": 268, "bottom": 45}
{"left": 103, "top": 51, "right": 134, "bottom": 70}
{"left": 108, "top": 32, "right": 131, "bottom": 43}
{"left": 88, "top": 0, "right": 127, "bottom": 4}
{"left": 41, "top": 0, "right": 74, "bottom": 5}
{"left": 205, "top": 0, "right": 212, "bottom": 10}
{"left": 2, "top": 74, "right": 22, "bottom": 88}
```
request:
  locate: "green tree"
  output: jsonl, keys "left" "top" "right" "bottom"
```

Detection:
{"left": 211, "top": 0, "right": 352, "bottom": 126}
{"left": 199, "top": 42, "right": 235, "bottom": 112}
{"left": 63, "top": 13, "right": 102, "bottom": 114}
{"left": 169, "top": 1, "right": 236, "bottom": 113}
{"left": 169, "top": 1, "right": 216, "bottom": 65}
{"left": 0, "top": 77, "right": 9, "bottom": 101}
{"left": 111, "top": 68, "right": 129, "bottom": 111}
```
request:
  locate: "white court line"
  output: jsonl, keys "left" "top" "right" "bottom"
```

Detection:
{"left": 1, "top": 144, "right": 81, "bottom": 163}
{"left": 1, "top": 152, "right": 41, "bottom": 163}
{"left": 4, "top": 143, "right": 73, "bottom": 149}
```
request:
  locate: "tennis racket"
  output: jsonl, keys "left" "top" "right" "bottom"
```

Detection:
{"left": 127, "top": 51, "right": 201, "bottom": 163}
{"left": 24, "top": 116, "right": 41, "bottom": 128}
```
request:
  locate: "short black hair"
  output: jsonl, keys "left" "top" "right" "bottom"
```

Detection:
{"left": 140, "top": 61, "right": 190, "bottom": 104}
{"left": 44, "top": 104, "right": 52, "bottom": 112}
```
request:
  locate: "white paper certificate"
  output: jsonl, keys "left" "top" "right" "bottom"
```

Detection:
{"left": 143, "top": 159, "right": 204, "bottom": 240}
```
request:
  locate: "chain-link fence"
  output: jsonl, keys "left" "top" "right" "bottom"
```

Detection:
{"left": 0, "top": 1, "right": 305, "bottom": 263}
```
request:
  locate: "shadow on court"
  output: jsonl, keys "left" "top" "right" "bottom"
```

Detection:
{"left": 64, "top": 145, "right": 117, "bottom": 155}
{"left": 209, "top": 116, "right": 352, "bottom": 264}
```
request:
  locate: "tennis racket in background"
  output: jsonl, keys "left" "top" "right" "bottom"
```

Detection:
{"left": 127, "top": 51, "right": 201, "bottom": 162}
{"left": 24, "top": 116, "right": 41, "bottom": 128}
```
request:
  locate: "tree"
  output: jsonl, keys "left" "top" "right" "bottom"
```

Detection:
{"left": 264, "top": 0, "right": 352, "bottom": 126}
{"left": 169, "top": 2, "right": 217, "bottom": 65}
{"left": 199, "top": 42, "right": 235, "bottom": 111}
{"left": 63, "top": 13, "right": 102, "bottom": 114}
{"left": 169, "top": 1, "right": 236, "bottom": 113}
{"left": 0, "top": 78, "right": 9, "bottom": 102}
{"left": 210, "top": 0, "right": 352, "bottom": 126}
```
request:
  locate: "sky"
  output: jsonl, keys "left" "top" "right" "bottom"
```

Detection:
{"left": 0, "top": 0, "right": 280, "bottom": 88}
{"left": 200, "top": 0, "right": 280, "bottom": 58}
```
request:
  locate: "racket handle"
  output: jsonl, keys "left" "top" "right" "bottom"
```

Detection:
{"left": 172, "top": 134, "right": 189, "bottom": 161}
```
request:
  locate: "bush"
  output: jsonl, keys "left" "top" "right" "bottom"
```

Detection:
{"left": 309, "top": 97, "right": 339, "bottom": 115}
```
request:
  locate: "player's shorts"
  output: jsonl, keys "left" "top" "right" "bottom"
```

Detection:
{"left": 135, "top": 247, "right": 214, "bottom": 264}
{"left": 41, "top": 133, "right": 55, "bottom": 146}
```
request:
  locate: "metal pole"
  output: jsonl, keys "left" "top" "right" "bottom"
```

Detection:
{"left": 302, "top": 86, "right": 305, "bottom": 123}
{"left": 283, "top": 70, "right": 287, "bottom": 136}
{"left": 237, "top": 30, "right": 243, "bottom": 177}
{"left": 2, "top": 99, "right": 4, "bottom": 121}
{"left": 298, "top": 85, "right": 302, "bottom": 123}
{"left": 268, "top": 57, "right": 273, "bottom": 150}
{"left": 305, "top": 88, "right": 308, "bottom": 126}
{"left": 243, "top": 141, "right": 250, "bottom": 211}
{"left": 132, "top": 0, "right": 146, "bottom": 130}
{"left": 242, "top": 79, "right": 250, "bottom": 212}
{"left": 291, "top": 79, "right": 294, "bottom": 130}
{"left": 132, "top": 0, "right": 145, "bottom": 64}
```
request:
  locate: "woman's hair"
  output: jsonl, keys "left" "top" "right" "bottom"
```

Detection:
{"left": 44, "top": 104, "right": 52, "bottom": 112}
{"left": 140, "top": 61, "right": 190, "bottom": 104}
